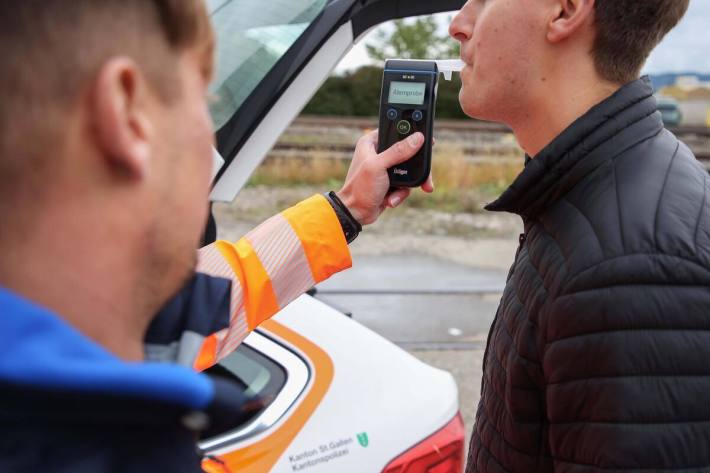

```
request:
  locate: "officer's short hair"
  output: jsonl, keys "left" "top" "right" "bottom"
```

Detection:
{"left": 0, "top": 0, "right": 214, "bottom": 196}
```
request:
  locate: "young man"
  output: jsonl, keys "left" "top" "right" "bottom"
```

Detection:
{"left": 0, "top": 1, "right": 431, "bottom": 471}
{"left": 449, "top": 0, "right": 709, "bottom": 472}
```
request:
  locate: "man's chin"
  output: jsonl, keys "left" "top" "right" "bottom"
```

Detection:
{"left": 459, "top": 90, "right": 486, "bottom": 121}
{"left": 154, "top": 251, "right": 198, "bottom": 312}
{"left": 177, "top": 251, "right": 199, "bottom": 291}
{"left": 459, "top": 88, "right": 502, "bottom": 124}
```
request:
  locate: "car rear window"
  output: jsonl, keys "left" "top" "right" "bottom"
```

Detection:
{"left": 204, "top": 343, "right": 286, "bottom": 429}
{"left": 207, "top": 0, "right": 328, "bottom": 129}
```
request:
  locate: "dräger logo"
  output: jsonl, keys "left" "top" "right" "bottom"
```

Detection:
{"left": 393, "top": 168, "right": 408, "bottom": 176}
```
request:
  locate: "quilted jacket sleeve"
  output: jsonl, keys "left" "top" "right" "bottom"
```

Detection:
{"left": 193, "top": 194, "right": 352, "bottom": 370}
{"left": 543, "top": 256, "right": 710, "bottom": 471}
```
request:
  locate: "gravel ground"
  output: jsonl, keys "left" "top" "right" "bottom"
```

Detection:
{"left": 214, "top": 185, "right": 522, "bottom": 266}
{"left": 213, "top": 185, "right": 521, "bottom": 454}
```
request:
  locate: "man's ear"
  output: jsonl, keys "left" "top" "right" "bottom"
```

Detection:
{"left": 547, "top": 0, "right": 595, "bottom": 43}
{"left": 90, "top": 57, "right": 154, "bottom": 179}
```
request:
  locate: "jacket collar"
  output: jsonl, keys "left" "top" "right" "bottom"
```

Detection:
{"left": 486, "top": 77, "right": 664, "bottom": 218}
{"left": 0, "top": 287, "right": 213, "bottom": 410}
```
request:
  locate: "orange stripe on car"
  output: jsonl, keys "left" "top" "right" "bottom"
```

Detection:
{"left": 202, "top": 319, "right": 335, "bottom": 473}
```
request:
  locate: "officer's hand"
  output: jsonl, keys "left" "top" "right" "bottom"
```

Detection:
{"left": 336, "top": 130, "right": 434, "bottom": 225}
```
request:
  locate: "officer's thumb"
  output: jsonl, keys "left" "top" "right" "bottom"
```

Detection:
{"left": 379, "top": 133, "right": 424, "bottom": 168}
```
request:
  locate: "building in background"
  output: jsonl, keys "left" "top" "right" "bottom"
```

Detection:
{"left": 656, "top": 74, "right": 710, "bottom": 126}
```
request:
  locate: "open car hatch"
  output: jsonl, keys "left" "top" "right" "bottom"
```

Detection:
{"left": 207, "top": 0, "right": 466, "bottom": 202}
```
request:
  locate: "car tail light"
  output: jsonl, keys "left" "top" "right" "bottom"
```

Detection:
{"left": 382, "top": 413, "right": 465, "bottom": 473}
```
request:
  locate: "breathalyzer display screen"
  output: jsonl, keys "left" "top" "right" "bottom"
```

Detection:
{"left": 388, "top": 81, "right": 426, "bottom": 105}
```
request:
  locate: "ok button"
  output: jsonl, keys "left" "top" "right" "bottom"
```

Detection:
{"left": 396, "top": 120, "right": 412, "bottom": 135}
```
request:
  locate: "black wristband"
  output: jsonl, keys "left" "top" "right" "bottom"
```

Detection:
{"left": 324, "top": 191, "right": 362, "bottom": 244}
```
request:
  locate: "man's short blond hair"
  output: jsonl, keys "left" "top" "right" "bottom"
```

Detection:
{"left": 0, "top": 0, "right": 214, "bottom": 195}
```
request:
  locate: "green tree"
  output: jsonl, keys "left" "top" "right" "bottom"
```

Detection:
{"left": 303, "top": 16, "right": 468, "bottom": 119}
{"left": 302, "top": 66, "right": 382, "bottom": 117}
{"left": 365, "top": 16, "right": 459, "bottom": 63}
{"left": 302, "top": 76, "right": 354, "bottom": 116}
{"left": 348, "top": 66, "right": 383, "bottom": 116}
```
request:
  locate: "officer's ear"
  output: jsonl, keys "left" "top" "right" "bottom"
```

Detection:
{"left": 547, "top": 0, "right": 595, "bottom": 43}
{"left": 89, "top": 57, "right": 154, "bottom": 180}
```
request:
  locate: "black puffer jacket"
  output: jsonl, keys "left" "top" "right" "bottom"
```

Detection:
{"left": 467, "top": 78, "right": 710, "bottom": 473}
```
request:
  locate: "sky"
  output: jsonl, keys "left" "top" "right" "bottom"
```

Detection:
{"left": 336, "top": 1, "right": 710, "bottom": 75}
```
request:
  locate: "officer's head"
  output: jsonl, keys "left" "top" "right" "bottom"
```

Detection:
{"left": 449, "top": 0, "right": 689, "bottom": 129}
{"left": 0, "top": 1, "right": 216, "bottom": 318}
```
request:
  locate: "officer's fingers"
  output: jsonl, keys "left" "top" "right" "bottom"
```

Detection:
{"left": 347, "top": 131, "right": 379, "bottom": 179}
{"left": 379, "top": 133, "right": 424, "bottom": 168}
{"left": 386, "top": 188, "right": 411, "bottom": 208}
{"left": 421, "top": 174, "right": 434, "bottom": 193}
{"left": 355, "top": 129, "right": 379, "bottom": 157}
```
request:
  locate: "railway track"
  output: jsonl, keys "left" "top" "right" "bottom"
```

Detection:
{"left": 270, "top": 144, "right": 710, "bottom": 169}
{"left": 275, "top": 116, "right": 710, "bottom": 169}
{"left": 294, "top": 115, "right": 710, "bottom": 137}
{"left": 271, "top": 141, "right": 520, "bottom": 159}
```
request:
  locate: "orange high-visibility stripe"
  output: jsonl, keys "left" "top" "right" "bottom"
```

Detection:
{"left": 282, "top": 194, "right": 352, "bottom": 283}
{"left": 213, "top": 238, "right": 279, "bottom": 331}
{"left": 194, "top": 196, "right": 351, "bottom": 368}
{"left": 245, "top": 213, "right": 315, "bottom": 310}
{"left": 193, "top": 334, "right": 218, "bottom": 372}
{"left": 198, "top": 245, "right": 247, "bottom": 318}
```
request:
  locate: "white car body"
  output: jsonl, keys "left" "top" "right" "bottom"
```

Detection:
{"left": 200, "top": 297, "right": 459, "bottom": 472}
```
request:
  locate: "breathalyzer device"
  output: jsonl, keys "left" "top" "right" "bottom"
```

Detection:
{"left": 377, "top": 59, "right": 464, "bottom": 187}
{"left": 377, "top": 60, "right": 438, "bottom": 187}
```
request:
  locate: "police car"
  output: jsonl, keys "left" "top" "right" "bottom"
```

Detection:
{"left": 200, "top": 1, "right": 467, "bottom": 472}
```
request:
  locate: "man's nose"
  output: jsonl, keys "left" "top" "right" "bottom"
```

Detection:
{"left": 449, "top": 1, "right": 474, "bottom": 43}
